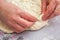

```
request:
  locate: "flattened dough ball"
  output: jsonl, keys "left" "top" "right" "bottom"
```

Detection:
{"left": 0, "top": 0, "right": 48, "bottom": 33}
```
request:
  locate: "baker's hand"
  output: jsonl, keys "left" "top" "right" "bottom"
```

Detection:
{"left": 0, "top": 1, "right": 37, "bottom": 33}
{"left": 42, "top": 0, "right": 59, "bottom": 20}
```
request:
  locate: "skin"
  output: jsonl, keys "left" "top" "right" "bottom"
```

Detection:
{"left": 42, "top": 0, "right": 60, "bottom": 20}
{"left": 0, "top": 0, "right": 37, "bottom": 33}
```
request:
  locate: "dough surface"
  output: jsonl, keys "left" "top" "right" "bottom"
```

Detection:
{"left": 0, "top": 0, "right": 48, "bottom": 33}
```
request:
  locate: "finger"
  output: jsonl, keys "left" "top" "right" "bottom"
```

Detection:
{"left": 47, "top": 10, "right": 59, "bottom": 20}
{"left": 7, "top": 21, "right": 25, "bottom": 33}
{"left": 42, "top": 0, "right": 58, "bottom": 20}
{"left": 47, "top": 13, "right": 58, "bottom": 20}
{"left": 17, "top": 9, "right": 37, "bottom": 22}
{"left": 13, "top": 16, "right": 34, "bottom": 28}
{"left": 47, "top": 0, "right": 51, "bottom": 3}
{"left": 42, "top": 0, "right": 47, "bottom": 14}
{"left": 7, "top": 23, "right": 20, "bottom": 33}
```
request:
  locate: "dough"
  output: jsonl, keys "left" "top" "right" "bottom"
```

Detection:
{"left": 0, "top": 0, "right": 48, "bottom": 33}
{"left": 0, "top": 21, "right": 13, "bottom": 33}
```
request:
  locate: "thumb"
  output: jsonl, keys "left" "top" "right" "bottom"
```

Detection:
{"left": 42, "top": 0, "right": 58, "bottom": 20}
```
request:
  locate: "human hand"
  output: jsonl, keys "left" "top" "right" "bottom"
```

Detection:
{"left": 42, "top": 0, "right": 59, "bottom": 20}
{"left": 0, "top": 1, "right": 37, "bottom": 33}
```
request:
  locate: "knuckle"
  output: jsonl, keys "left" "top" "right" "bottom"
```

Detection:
{"left": 10, "top": 15, "right": 17, "bottom": 20}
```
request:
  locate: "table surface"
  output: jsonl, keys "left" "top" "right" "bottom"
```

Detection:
{"left": 0, "top": 16, "right": 60, "bottom": 40}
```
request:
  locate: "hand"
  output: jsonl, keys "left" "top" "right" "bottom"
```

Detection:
{"left": 0, "top": 1, "right": 37, "bottom": 33}
{"left": 42, "top": 0, "right": 59, "bottom": 20}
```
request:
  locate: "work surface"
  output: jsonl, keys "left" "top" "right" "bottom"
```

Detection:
{"left": 0, "top": 16, "right": 60, "bottom": 40}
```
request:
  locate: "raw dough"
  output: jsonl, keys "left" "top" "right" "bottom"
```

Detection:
{"left": 0, "top": 0, "right": 48, "bottom": 33}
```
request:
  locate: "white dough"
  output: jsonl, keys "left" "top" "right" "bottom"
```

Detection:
{"left": 0, "top": 21, "right": 13, "bottom": 33}
{"left": 0, "top": 0, "right": 48, "bottom": 33}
